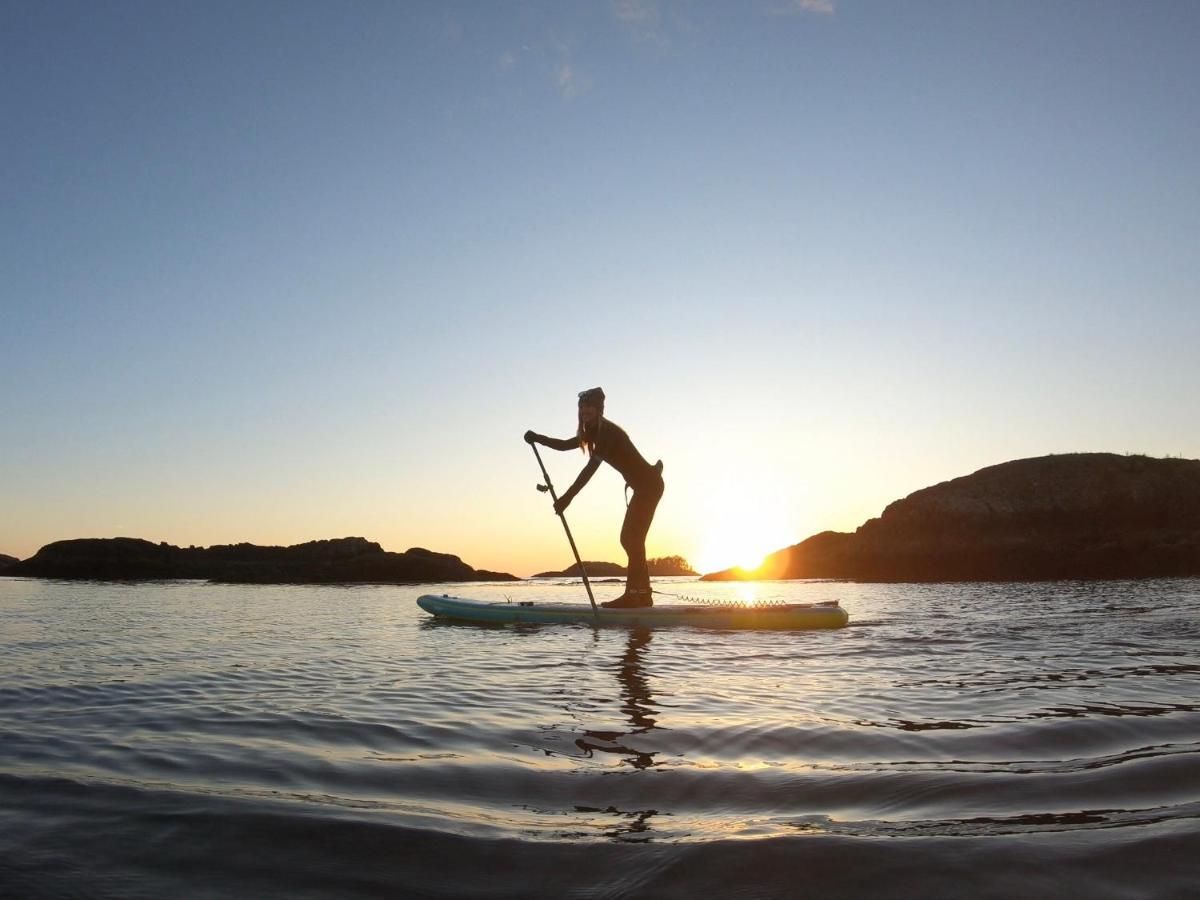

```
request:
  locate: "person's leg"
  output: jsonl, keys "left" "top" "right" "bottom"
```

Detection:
{"left": 620, "top": 499, "right": 650, "bottom": 598}
{"left": 621, "top": 482, "right": 663, "bottom": 597}
{"left": 604, "top": 476, "right": 664, "bottom": 609}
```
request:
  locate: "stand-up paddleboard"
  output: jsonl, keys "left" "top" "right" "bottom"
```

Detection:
{"left": 417, "top": 594, "right": 848, "bottom": 630}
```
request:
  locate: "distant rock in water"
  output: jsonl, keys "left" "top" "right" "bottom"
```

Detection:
{"left": 533, "top": 561, "right": 627, "bottom": 578}
{"left": 7, "top": 537, "right": 518, "bottom": 584}
{"left": 533, "top": 555, "right": 697, "bottom": 578}
{"left": 703, "top": 453, "right": 1200, "bottom": 582}
{"left": 0, "top": 553, "right": 18, "bottom": 572}
{"left": 648, "top": 555, "right": 698, "bottom": 576}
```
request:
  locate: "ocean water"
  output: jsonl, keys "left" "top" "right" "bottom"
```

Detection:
{"left": 0, "top": 576, "right": 1197, "bottom": 899}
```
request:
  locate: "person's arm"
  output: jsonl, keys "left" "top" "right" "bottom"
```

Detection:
{"left": 525, "top": 430, "right": 581, "bottom": 452}
{"left": 554, "top": 455, "right": 601, "bottom": 514}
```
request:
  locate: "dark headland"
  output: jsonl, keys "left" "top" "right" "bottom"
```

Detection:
{"left": 704, "top": 453, "right": 1200, "bottom": 582}
{"left": 4, "top": 537, "right": 516, "bottom": 584}
{"left": 0, "top": 554, "right": 17, "bottom": 572}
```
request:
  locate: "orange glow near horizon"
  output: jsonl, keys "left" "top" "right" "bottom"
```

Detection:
{"left": 693, "top": 545, "right": 766, "bottom": 576}
{"left": 690, "top": 495, "right": 794, "bottom": 575}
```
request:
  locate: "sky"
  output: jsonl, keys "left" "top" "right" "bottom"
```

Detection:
{"left": 2, "top": 1, "right": 1198, "bottom": 576}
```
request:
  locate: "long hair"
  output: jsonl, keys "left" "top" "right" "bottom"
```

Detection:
{"left": 577, "top": 407, "right": 603, "bottom": 455}
{"left": 576, "top": 387, "right": 605, "bottom": 456}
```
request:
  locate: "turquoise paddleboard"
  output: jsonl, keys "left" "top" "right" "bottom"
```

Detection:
{"left": 417, "top": 594, "right": 848, "bottom": 630}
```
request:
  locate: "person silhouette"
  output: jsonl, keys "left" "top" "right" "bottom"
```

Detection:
{"left": 525, "top": 387, "right": 664, "bottom": 608}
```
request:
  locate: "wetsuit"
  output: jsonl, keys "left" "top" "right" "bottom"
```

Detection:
{"left": 539, "top": 419, "right": 664, "bottom": 597}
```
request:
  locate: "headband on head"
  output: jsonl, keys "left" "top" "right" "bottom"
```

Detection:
{"left": 577, "top": 387, "right": 605, "bottom": 406}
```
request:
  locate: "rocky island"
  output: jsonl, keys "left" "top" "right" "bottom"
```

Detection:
{"left": 0, "top": 554, "right": 17, "bottom": 572}
{"left": 534, "top": 556, "right": 698, "bottom": 578}
{"left": 5, "top": 537, "right": 516, "bottom": 584}
{"left": 704, "top": 453, "right": 1200, "bottom": 582}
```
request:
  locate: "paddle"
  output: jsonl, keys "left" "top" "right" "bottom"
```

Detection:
{"left": 530, "top": 443, "right": 599, "bottom": 619}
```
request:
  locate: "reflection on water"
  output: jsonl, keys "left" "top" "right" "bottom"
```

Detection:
{"left": 574, "top": 804, "right": 660, "bottom": 842}
{"left": 0, "top": 576, "right": 1198, "bottom": 897}
{"left": 733, "top": 582, "right": 761, "bottom": 606}
{"left": 577, "top": 628, "right": 658, "bottom": 772}
{"left": 573, "top": 628, "right": 664, "bottom": 840}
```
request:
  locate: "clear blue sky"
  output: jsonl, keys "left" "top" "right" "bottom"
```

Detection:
{"left": 3, "top": 1, "right": 1198, "bottom": 574}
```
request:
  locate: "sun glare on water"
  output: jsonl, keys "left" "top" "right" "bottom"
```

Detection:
{"left": 734, "top": 583, "right": 761, "bottom": 605}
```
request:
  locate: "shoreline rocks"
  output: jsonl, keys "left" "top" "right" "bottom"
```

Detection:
{"left": 5, "top": 537, "right": 518, "bottom": 584}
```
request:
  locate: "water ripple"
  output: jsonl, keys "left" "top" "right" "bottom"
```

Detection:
{"left": 1, "top": 576, "right": 1198, "bottom": 897}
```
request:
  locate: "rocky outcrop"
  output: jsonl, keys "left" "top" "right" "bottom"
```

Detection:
{"left": 533, "top": 561, "right": 628, "bottom": 578}
{"left": 534, "top": 556, "right": 698, "bottom": 578}
{"left": 0, "top": 554, "right": 18, "bottom": 572}
{"left": 648, "top": 555, "right": 699, "bottom": 576}
{"left": 6, "top": 537, "right": 517, "bottom": 583}
{"left": 703, "top": 454, "right": 1200, "bottom": 583}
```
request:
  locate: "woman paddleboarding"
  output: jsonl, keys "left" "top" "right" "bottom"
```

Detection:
{"left": 525, "top": 387, "right": 664, "bottom": 608}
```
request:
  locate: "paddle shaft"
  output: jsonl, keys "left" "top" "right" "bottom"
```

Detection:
{"left": 530, "top": 443, "right": 598, "bottom": 616}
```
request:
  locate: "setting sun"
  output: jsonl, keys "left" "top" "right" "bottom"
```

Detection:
{"left": 695, "top": 539, "right": 767, "bottom": 575}
{"left": 691, "top": 497, "right": 795, "bottom": 575}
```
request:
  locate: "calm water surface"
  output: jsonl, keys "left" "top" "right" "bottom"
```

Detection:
{"left": 1, "top": 576, "right": 1197, "bottom": 898}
